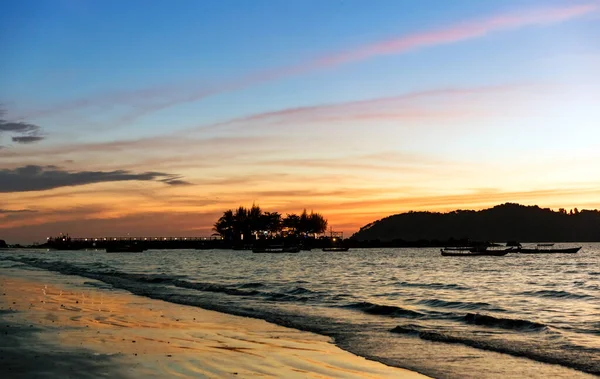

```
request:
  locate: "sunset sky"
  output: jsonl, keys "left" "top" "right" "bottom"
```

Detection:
{"left": 1, "top": 0, "right": 599, "bottom": 243}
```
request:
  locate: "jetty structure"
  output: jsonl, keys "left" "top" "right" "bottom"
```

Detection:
{"left": 45, "top": 235, "right": 224, "bottom": 250}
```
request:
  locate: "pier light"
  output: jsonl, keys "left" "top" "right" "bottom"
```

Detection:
{"left": 94, "top": 238, "right": 98, "bottom": 241}
{"left": 62, "top": 238, "right": 65, "bottom": 242}
{"left": 144, "top": 238, "right": 147, "bottom": 240}
{"left": 47, "top": 237, "right": 50, "bottom": 240}
{"left": 184, "top": 238, "right": 187, "bottom": 240}
{"left": 84, "top": 238, "right": 88, "bottom": 241}
{"left": 163, "top": 237, "right": 167, "bottom": 240}
{"left": 103, "top": 238, "right": 107, "bottom": 241}
{"left": 174, "top": 237, "right": 178, "bottom": 240}
{"left": 114, "top": 238, "right": 117, "bottom": 241}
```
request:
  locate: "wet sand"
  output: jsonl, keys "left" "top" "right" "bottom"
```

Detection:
{"left": 0, "top": 266, "right": 430, "bottom": 378}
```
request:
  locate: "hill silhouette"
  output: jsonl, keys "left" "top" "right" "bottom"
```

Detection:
{"left": 351, "top": 203, "right": 600, "bottom": 243}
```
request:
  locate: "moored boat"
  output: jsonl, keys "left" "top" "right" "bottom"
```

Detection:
{"left": 443, "top": 246, "right": 489, "bottom": 253}
{"left": 440, "top": 247, "right": 513, "bottom": 256}
{"left": 518, "top": 243, "right": 581, "bottom": 254}
{"left": 322, "top": 247, "right": 350, "bottom": 252}
{"left": 252, "top": 245, "right": 300, "bottom": 253}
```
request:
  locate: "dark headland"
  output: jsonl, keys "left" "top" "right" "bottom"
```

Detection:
{"left": 350, "top": 203, "right": 600, "bottom": 245}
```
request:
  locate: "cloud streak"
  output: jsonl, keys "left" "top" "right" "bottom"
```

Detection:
{"left": 17, "top": 3, "right": 597, "bottom": 122}
{"left": 0, "top": 110, "right": 45, "bottom": 146}
{"left": 11, "top": 135, "right": 45, "bottom": 144}
{"left": 0, "top": 209, "right": 37, "bottom": 214}
{"left": 309, "top": 3, "right": 599, "bottom": 69}
{"left": 0, "top": 165, "right": 190, "bottom": 193}
{"left": 191, "top": 84, "right": 527, "bottom": 134}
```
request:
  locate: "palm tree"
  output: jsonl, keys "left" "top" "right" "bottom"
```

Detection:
{"left": 299, "top": 209, "right": 310, "bottom": 236}
{"left": 213, "top": 209, "right": 235, "bottom": 240}
{"left": 234, "top": 206, "right": 250, "bottom": 241}
{"left": 283, "top": 213, "right": 300, "bottom": 236}
{"left": 308, "top": 212, "right": 328, "bottom": 235}
{"left": 261, "top": 212, "right": 282, "bottom": 237}
{"left": 248, "top": 204, "right": 263, "bottom": 237}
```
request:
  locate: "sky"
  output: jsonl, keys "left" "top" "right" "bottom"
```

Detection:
{"left": 1, "top": 0, "right": 600, "bottom": 243}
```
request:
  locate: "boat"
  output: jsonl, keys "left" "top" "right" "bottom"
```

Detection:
{"left": 106, "top": 244, "right": 145, "bottom": 253}
{"left": 252, "top": 245, "right": 300, "bottom": 253}
{"left": 442, "top": 246, "right": 489, "bottom": 253}
{"left": 518, "top": 243, "right": 581, "bottom": 254}
{"left": 321, "top": 229, "right": 349, "bottom": 252}
{"left": 440, "top": 247, "right": 514, "bottom": 256}
{"left": 322, "top": 246, "right": 350, "bottom": 252}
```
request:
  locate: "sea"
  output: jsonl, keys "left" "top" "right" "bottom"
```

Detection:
{"left": 1, "top": 245, "right": 598, "bottom": 379}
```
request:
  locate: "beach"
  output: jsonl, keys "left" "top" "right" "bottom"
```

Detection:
{"left": 0, "top": 264, "right": 428, "bottom": 379}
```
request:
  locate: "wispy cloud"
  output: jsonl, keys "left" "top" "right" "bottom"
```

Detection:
{"left": 307, "top": 3, "right": 599, "bottom": 69}
{"left": 0, "top": 135, "right": 274, "bottom": 164}
{"left": 17, "top": 3, "right": 597, "bottom": 122}
{"left": 0, "top": 209, "right": 37, "bottom": 214}
{"left": 0, "top": 121, "right": 39, "bottom": 134}
{"left": 0, "top": 208, "right": 38, "bottom": 223}
{"left": 11, "top": 135, "right": 45, "bottom": 144}
{"left": 0, "top": 165, "right": 190, "bottom": 193}
{"left": 192, "top": 84, "right": 527, "bottom": 134}
{"left": 0, "top": 109, "right": 45, "bottom": 146}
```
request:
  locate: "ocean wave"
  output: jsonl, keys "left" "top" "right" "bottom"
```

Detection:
{"left": 0, "top": 262, "right": 27, "bottom": 269}
{"left": 286, "top": 287, "right": 316, "bottom": 295}
{"left": 265, "top": 292, "right": 310, "bottom": 302}
{"left": 343, "top": 301, "right": 423, "bottom": 318}
{"left": 170, "top": 279, "right": 262, "bottom": 297}
{"left": 78, "top": 270, "right": 268, "bottom": 297}
{"left": 389, "top": 324, "right": 422, "bottom": 335}
{"left": 237, "top": 282, "right": 265, "bottom": 288}
{"left": 390, "top": 327, "right": 599, "bottom": 376}
{"left": 396, "top": 281, "right": 470, "bottom": 291}
{"left": 98, "top": 272, "right": 262, "bottom": 297}
{"left": 519, "top": 290, "right": 592, "bottom": 300}
{"left": 327, "top": 293, "right": 352, "bottom": 301}
{"left": 462, "top": 313, "right": 548, "bottom": 331}
{"left": 417, "top": 298, "right": 501, "bottom": 311}
{"left": 3, "top": 257, "right": 331, "bottom": 304}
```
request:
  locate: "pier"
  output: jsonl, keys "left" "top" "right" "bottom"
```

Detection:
{"left": 46, "top": 236, "right": 224, "bottom": 250}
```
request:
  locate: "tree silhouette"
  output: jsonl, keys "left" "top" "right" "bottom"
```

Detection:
{"left": 213, "top": 209, "right": 235, "bottom": 240}
{"left": 213, "top": 205, "right": 327, "bottom": 241}
{"left": 283, "top": 213, "right": 300, "bottom": 236}
{"left": 284, "top": 210, "right": 328, "bottom": 236}
{"left": 261, "top": 212, "right": 282, "bottom": 237}
{"left": 309, "top": 212, "right": 328, "bottom": 234}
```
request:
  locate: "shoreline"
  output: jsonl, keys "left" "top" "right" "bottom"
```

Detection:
{"left": 0, "top": 265, "right": 430, "bottom": 378}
